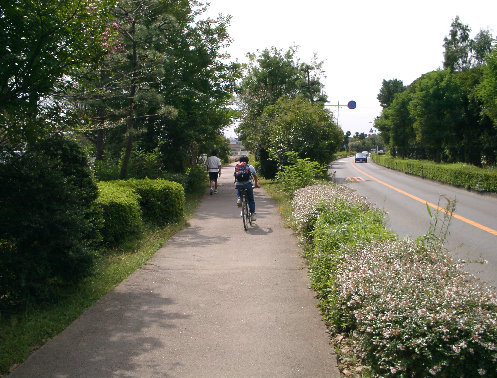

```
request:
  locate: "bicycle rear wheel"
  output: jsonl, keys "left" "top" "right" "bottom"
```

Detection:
{"left": 241, "top": 192, "right": 249, "bottom": 231}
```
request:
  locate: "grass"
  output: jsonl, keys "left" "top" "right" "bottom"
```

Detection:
{"left": 257, "top": 177, "right": 294, "bottom": 227}
{"left": 0, "top": 192, "right": 203, "bottom": 375}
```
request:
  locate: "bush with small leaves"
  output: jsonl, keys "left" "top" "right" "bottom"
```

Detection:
{"left": 276, "top": 153, "right": 327, "bottom": 195}
{"left": 95, "top": 182, "right": 143, "bottom": 246}
{"left": 0, "top": 134, "right": 101, "bottom": 306}
{"left": 124, "top": 178, "right": 185, "bottom": 225}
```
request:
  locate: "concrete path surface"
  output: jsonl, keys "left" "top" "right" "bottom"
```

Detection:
{"left": 11, "top": 163, "right": 340, "bottom": 377}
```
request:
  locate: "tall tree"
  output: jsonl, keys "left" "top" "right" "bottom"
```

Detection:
{"left": 109, "top": 0, "right": 191, "bottom": 178}
{"left": 0, "top": 0, "right": 115, "bottom": 147}
{"left": 443, "top": 17, "right": 494, "bottom": 71}
{"left": 387, "top": 90, "right": 415, "bottom": 158}
{"left": 154, "top": 8, "right": 240, "bottom": 171}
{"left": 73, "top": 0, "right": 238, "bottom": 175}
{"left": 479, "top": 48, "right": 497, "bottom": 126}
{"left": 261, "top": 95, "right": 342, "bottom": 166}
{"left": 377, "top": 79, "right": 405, "bottom": 109}
{"left": 235, "top": 47, "right": 327, "bottom": 176}
{"left": 409, "top": 70, "right": 464, "bottom": 162}
{"left": 471, "top": 29, "right": 494, "bottom": 67}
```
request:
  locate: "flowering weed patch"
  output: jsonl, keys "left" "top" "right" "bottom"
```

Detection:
{"left": 292, "top": 183, "right": 497, "bottom": 376}
{"left": 337, "top": 240, "right": 497, "bottom": 376}
{"left": 292, "top": 184, "right": 372, "bottom": 232}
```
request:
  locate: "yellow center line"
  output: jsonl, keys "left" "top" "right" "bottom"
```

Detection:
{"left": 351, "top": 161, "right": 497, "bottom": 237}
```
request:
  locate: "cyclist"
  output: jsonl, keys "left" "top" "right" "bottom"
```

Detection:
{"left": 234, "top": 155, "right": 260, "bottom": 221}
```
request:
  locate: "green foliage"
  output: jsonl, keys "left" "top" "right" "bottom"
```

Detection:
{"left": 443, "top": 16, "right": 472, "bottom": 71}
{"left": 372, "top": 154, "right": 497, "bottom": 193}
{"left": 479, "top": 49, "right": 497, "bottom": 125}
{"left": 95, "top": 182, "right": 143, "bottom": 246}
{"left": 123, "top": 178, "right": 185, "bottom": 225}
{"left": 409, "top": 70, "right": 465, "bottom": 161}
{"left": 125, "top": 148, "right": 165, "bottom": 179}
{"left": 377, "top": 78, "right": 406, "bottom": 108}
{"left": 162, "top": 164, "right": 207, "bottom": 194}
{"left": 307, "top": 201, "right": 393, "bottom": 309}
{"left": 185, "top": 164, "right": 209, "bottom": 194}
{"left": 291, "top": 183, "right": 497, "bottom": 377}
{"left": 93, "top": 159, "right": 121, "bottom": 181}
{"left": 276, "top": 153, "right": 326, "bottom": 194}
{"left": 0, "top": 134, "right": 101, "bottom": 306}
{"left": 0, "top": 0, "right": 115, "bottom": 147}
{"left": 263, "top": 95, "right": 343, "bottom": 165}
{"left": 235, "top": 46, "right": 329, "bottom": 170}
{"left": 377, "top": 64, "right": 497, "bottom": 165}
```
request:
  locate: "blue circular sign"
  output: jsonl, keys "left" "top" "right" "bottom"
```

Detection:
{"left": 347, "top": 100, "right": 356, "bottom": 109}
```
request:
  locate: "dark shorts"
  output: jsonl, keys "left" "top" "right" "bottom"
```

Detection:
{"left": 209, "top": 171, "right": 218, "bottom": 181}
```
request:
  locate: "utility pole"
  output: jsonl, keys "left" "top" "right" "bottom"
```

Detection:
{"left": 324, "top": 100, "right": 356, "bottom": 124}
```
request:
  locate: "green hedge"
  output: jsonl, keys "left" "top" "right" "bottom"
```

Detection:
{"left": 123, "top": 178, "right": 185, "bottom": 225}
{"left": 0, "top": 135, "right": 100, "bottom": 305}
{"left": 96, "top": 182, "right": 143, "bottom": 246}
{"left": 372, "top": 155, "right": 497, "bottom": 193}
{"left": 95, "top": 178, "right": 185, "bottom": 245}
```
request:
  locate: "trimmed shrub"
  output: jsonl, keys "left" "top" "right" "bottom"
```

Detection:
{"left": 123, "top": 178, "right": 185, "bottom": 225}
{"left": 0, "top": 134, "right": 100, "bottom": 306}
{"left": 95, "top": 182, "right": 143, "bottom": 246}
{"left": 372, "top": 155, "right": 497, "bottom": 193}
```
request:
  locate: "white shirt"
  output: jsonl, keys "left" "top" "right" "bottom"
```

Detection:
{"left": 206, "top": 156, "right": 221, "bottom": 172}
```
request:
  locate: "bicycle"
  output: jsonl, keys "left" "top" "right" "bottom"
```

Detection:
{"left": 239, "top": 187, "right": 252, "bottom": 231}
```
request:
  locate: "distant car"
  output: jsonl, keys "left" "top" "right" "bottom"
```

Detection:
{"left": 355, "top": 152, "right": 367, "bottom": 163}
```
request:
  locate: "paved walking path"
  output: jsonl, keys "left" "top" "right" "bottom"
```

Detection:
{"left": 12, "top": 163, "right": 340, "bottom": 377}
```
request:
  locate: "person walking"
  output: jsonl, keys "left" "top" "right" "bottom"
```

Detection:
{"left": 206, "top": 150, "right": 222, "bottom": 195}
{"left": 234, "top": 155, "right": 259, "bottom": 221}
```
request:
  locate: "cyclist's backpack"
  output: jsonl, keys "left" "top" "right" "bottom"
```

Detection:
{"left": 235, "top": 162, "right": 251, "bottom": 182}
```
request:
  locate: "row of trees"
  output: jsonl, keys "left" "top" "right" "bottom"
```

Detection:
{"left": 1, "top": 0, "right": 238, "bottom": 176}
{"left": 1, "top": 0, "right": 240, "bottom": 306}
{"left": 1, "top": 1, "right": 347, "bottom": 305}
{"left": 235, "top": 47, "right": 343, "bottom": 178}
{"left": 376, "top": 17, "right": 497, "bottom": 166}
{"left": 2, "top": 1, "right": 346, "bottom": 180}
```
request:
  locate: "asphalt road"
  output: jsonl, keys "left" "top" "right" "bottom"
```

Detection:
{"left": 11, "top": 163, "right": 339, "bottom": 378}
{"left": 331, "top": 157, "right": 497, "bottom": 290}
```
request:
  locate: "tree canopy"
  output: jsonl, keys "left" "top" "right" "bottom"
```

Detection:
{"left": 376, "top": 17, "right": 497, "bottom": 165}
{"left": 262, "top": 95, "right": 342, "bottom": 165}
{"left": 1, "top": 0, "right": 239, "bottom": 175}
{"left": 0, "top": 0, "right": 115, "bottom": 147}
{"left": 235, "top": 46, "right": 339, "bottom": 177}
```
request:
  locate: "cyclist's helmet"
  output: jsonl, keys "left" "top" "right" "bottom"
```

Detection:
{"left": 239, "top": 155, "right": 249, "bottom": 163}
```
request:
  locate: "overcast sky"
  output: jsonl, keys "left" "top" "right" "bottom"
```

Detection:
{"left": 204, "top": 0, "right": 497, "bottom": 137}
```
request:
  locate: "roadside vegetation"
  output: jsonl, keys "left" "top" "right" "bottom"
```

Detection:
{"left": 374, "top": 17, "right": 497, "bottom": 167}
{"left": 2, "top": 1, "right": 497, "bottom": 375}
{"left": 1, "top": 1, "right": 230, "bottom": 373}
{"left": 265, "top": 156, "right": 497, "bottom": 377}
{"left": 0, "top": 146, "right": 207, "bottom": 374}
{"left": 372, "top": 154, "right": 497, "bottom": 194}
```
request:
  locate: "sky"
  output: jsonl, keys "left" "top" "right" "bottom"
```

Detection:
{"left": 203, "top": 0, "right": 497, "bottom": 138}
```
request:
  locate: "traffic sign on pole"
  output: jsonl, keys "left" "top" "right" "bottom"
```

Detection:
{"left": 347, "top": 100, "right": 356, "bottom": 109}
